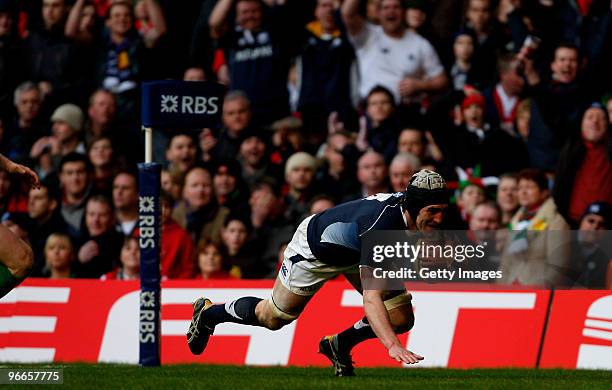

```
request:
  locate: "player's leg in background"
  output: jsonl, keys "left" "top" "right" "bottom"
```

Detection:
{"left": 0, "top": 224, "right": 34, "bottom": 298}
{"left": 332, "top": 272, "right": 414, "bottom": 355}
{"left": 201, "top": 277, "right": 311, "bottom": 331}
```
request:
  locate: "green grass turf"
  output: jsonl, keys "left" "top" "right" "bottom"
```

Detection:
{"left": 3, "top": 364, "right": 612, "bottom": 389}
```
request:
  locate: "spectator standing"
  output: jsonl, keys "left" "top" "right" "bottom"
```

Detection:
{"left": 209, "top": 0, "right": 296, "bottom": 125}
{"left": 553, "top": 104, "right": 612, "bottom": 226}
{"left": 342, "top": 0, "right": 447, "bottom": 106}
{"left": 295, "top": 0, "right": 357, "bottom": 140}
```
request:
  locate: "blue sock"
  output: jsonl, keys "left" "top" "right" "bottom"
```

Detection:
{"left": 203, "top": 297, "right": 263, "bottom": 328}
{"left": 335, "top": 317, "right": 377, "bottom": 353}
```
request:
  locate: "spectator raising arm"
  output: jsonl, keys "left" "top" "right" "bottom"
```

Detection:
{"left": 398, "top": 74, "right": 448, "bottom": 98}
{"left": 65, "top": 0, "right": 94, "bottom": 44}
{"left": 137, "top": 0, "right": 168, "bottom": 48}
{"left": 341, "top": 0, "right": 365, "bottom": 37}
{"left": 209, "top": 0, "right": 235, "bottom": 39}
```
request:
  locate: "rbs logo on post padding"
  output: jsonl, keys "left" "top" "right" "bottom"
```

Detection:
{"left": 160, "top": 94, "right": 219, "bottom": 115}
{"left": 139, "top": 196, "right": 156, "bottom": 249}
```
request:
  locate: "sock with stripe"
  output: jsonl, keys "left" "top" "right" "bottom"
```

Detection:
{"left": 203, "top": 297, "right": 263, "bottom": 328}
{"left": 334, "top": 317, "right": 377, "bottom": 354}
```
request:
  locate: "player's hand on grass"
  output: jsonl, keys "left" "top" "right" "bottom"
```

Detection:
{"left": 388, "top": 344, "right": 424, "bottom": 364}
{"left": 6, "top": 160, "right": 40, "bottom": 189}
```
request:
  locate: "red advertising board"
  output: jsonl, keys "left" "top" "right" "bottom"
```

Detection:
{"left": 540, "top": 290, "right": 612, "bottom": 370}
{"left": 1, "top": 279, "right": 608, "bottom": 370}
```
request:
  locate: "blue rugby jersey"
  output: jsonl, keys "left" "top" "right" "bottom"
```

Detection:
{"left": 305, "top": 193, "right": 407, "bottom": 266}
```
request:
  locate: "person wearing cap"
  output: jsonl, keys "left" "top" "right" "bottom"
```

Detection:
{"left": 187, "top": 169, "right": 449, "bottom": 374}
{"left": 30, "top": 103, "right": 86, "bottom": 174}
{"left": 570, "top": 202, "right": 612, "bottom": 289}
{"left": 553, "top": 103, "right": 611, "bottom": 227}
{"left": 283, "top": 151, "right": 318, "bottom": 226}
{"left": 441, "top": 90, "right": 528, "bottom": 177}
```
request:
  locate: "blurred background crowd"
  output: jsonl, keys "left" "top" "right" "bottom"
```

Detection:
{"left": 0, "top": 0, "right": 610, "bottom": 287}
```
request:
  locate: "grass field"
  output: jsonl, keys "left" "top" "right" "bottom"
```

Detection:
{"left": 4, "top": 364, "right": 612, "bottom": 389}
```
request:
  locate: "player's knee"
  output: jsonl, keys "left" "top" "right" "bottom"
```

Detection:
{"left": 12, "top": 244, "right": 33, "bottom": 279}
{"left": 262, "top": 316, "right": 293, "bottom": 331}
{"left": 258, "top": 299, "right": 298, "bottom": 330}
{"left": 385, "top": 292, "right": 414, "bottom": 334}
{"left": 393, "top": 309, "right": 415, "bottom": 334}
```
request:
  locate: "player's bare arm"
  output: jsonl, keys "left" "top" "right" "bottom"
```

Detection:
{"left": 0, "top": 154, "right": 40, "bottom": 189}
{"left": 362, "top": 289, "right": 423, "bottom": 364}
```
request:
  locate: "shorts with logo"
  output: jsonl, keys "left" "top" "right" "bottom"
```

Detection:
{"left": 278, "top": 215, "right": 360, "bottom": 296}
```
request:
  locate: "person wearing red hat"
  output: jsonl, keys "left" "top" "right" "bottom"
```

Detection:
{"left": 439, "top": 90, "right": 529, "bottom": 177}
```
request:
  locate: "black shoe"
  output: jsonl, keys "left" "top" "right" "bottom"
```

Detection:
{"left": 187, "top": 297, "right": 214, "bottom": 355}
{"left": 318, "top": 335, "right": 355, "bottom": 377}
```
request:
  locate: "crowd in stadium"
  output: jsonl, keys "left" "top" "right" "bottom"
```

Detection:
{"left": 0, "top": 0, "right": 610, "bottom": 287}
